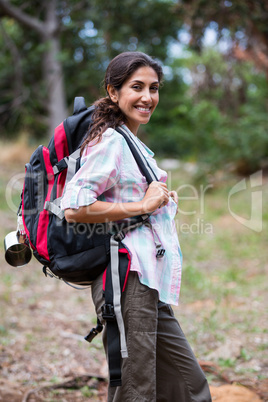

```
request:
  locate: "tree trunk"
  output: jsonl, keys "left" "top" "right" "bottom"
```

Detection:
{"left": 42, "top": 0, "right": 67, "bottom": 134}
{"left": 42, "top": 35, "right": 67, "bottom": 134}
{"left": 0, "top": 0, "right": 67, "bottom": 136}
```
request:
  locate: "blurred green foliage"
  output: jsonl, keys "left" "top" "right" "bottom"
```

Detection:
{"left": 147, "top": 50, "right": 268, "bottom": 174}
{"left": 0, "top": 0, "right": 180, "bottom": 134}
{"left": 0, "top": 0, "right": 267, "bottom": 174}
{"left": 174, "top": 0, "right": 268, "bottom": 53}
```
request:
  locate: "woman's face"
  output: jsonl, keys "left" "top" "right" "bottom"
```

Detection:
{"left": 108, "top": 66, "right": 160, "bottom": 135}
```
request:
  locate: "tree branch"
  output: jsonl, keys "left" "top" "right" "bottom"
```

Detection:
{"left": 0, "top": 0, "right": 44, "bottom": 35}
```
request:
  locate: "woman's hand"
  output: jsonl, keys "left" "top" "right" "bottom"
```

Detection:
{"left": 169, "top": 190, "right": 179, "bottom": 214}
{"left": 141, "top": 181, "right": 170, "bottom": 213}
{"left": 64, "top": 184, "right": 179, "bottom": 224}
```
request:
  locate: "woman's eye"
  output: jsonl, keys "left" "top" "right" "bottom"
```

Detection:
{"left": 132, "top": 84, "right": 159, "bottom": 91}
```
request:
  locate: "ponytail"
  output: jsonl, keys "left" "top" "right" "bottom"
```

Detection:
{"left": 80, "top": 97, "right": 126, "bottom": 155}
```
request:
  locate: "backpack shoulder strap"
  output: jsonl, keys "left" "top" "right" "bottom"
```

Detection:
{"left": 64, "top": 100, "right": 95, "bottom": 153}
{"left": 115, "top": 126, "right": 158, "bottom": 184}
{"left": 73, "top": 96, "right": 87, "bottom": 114}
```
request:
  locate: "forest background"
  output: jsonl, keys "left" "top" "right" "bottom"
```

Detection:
{"left": 0, "top": 0, "right": 268, "bottom": 175}
{"left": 0, "top": 1, "right": 267, "bottom": 401}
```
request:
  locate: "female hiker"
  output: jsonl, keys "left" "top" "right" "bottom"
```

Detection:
{"left": 61, "top": 51, "right": 211, "bottom": 402}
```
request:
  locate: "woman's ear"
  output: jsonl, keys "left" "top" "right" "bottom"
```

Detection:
{"left": 107, "top": 84, "right": 118, "bottom": 103}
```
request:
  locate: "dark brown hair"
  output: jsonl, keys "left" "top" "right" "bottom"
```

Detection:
{"left": 81, "top": 52, "right": 163, "bottom": 154}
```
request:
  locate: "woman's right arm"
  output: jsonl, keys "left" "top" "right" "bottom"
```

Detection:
{"left": 64, "top": 181, "right": 169, "bottom": 223}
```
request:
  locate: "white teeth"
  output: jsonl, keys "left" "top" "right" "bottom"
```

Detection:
{"left": 136, "top": 107, "right": 150, "bottom": 111}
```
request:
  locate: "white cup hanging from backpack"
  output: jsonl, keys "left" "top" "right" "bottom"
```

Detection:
{"left": 4, "top": 216, "right": 32, "bottom": 267}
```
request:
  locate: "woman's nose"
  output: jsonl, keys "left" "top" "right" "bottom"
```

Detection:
{"left": 141, "top": 89, "right": 151, "bottom": 102}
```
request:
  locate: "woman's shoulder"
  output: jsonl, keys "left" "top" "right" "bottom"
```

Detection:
{"left": 99, "top": 127, "right": 126, "bottom": 149}
{"left": 82, "top": 127, "right": 124, "bottom": 158}
{"left": 102, "top": 127, "right": 124, "bottom": 141}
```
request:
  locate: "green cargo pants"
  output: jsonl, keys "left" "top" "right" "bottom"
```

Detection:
{"left": 91, "top": 271, "right": 212, "bottom": 402}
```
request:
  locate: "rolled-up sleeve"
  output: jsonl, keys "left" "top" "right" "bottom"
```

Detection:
{"left": 61, "top": 130, "right": 122, "bottom": 210}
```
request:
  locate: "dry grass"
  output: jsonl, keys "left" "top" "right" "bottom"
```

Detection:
{"left": 0, "top": 135, "right": 37, "bottom": 168}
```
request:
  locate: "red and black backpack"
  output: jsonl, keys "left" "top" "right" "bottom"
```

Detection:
{"left": 21, "top": 97, "right": 157, "bottom": 284}
{"left": 18, "top": 97, "right": 158, "bottom": 387}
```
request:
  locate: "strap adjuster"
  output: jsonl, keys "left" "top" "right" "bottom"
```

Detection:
{"left": 53, "top": 158, "right": 68, "bottom": 174}
{"left": 156, "top": 248, "right": 165, "bottom": 258}
{"left": 113, "top": 231, "right": 125, "bottom": 241}
{"left": 84, "top": 319, "right": 103, "bottom": 343}
{"left": 102, "top": 303, "right": 116, "bottom": 321}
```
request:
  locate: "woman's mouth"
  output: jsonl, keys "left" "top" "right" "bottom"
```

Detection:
{"left": 135, "top": 106, "right": 151, "bottom": 113}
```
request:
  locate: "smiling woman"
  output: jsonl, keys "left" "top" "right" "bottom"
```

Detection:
{"left": 107, "top": 66, "right": 160, "bottom": 134}
{"left": 61, "top": 52, "right": 211, "bottom": 402}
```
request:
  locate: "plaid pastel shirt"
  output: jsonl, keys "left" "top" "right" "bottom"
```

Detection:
{"left": 61, "top": 125, "right": 182, "bottom": 305}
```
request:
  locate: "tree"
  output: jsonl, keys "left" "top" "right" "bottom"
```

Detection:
{"left": 147, "top": 49, "right": 268, "bottom": 175}
{"left": 175, "top": 0, "right": 268, "bottom": 78}
{"left": 0, "top": 0, "right": 181, "bottom": 138}
{"left": 0, "top": 0, "right": 68, "bottom": 134}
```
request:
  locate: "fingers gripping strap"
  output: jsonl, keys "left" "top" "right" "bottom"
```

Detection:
{"left": 110, "top": 236, "right": 128, "bottom": 359}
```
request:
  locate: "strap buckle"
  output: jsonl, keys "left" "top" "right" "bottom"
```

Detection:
{"left": 113, "top": 231, "right": 125, "bottom": 242}
{"left": 53, "top": 158, "right": 68, "bottom": 175}
{"left": 102, "top": 303, "right": 116, "bottom": 321}
{"left": 156, "top": 248, "right": 165, "bottom": 258}
{"left": 84, "top": 319, "right": 103, "bottom": 343}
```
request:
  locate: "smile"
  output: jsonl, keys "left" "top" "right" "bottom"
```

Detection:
{"left": 135, "top": 106, "right": 151, "bottom": 113}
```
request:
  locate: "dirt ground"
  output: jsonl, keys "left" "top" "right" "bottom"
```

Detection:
{"left": 0, "top": 152, "right": 267, "bottom": 401}
{"left": 0, "top": 252, "right": 267, "bottom": 401}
